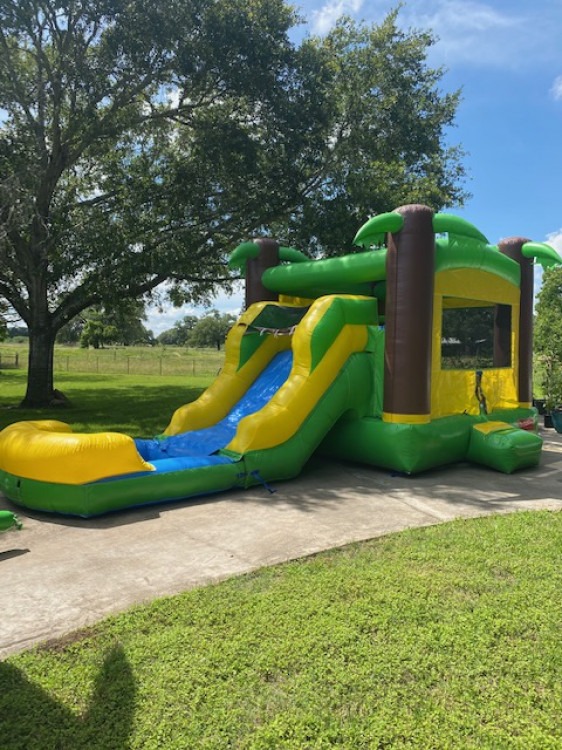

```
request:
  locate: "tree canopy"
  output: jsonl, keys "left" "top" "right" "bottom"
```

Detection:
{"left": 156, "top": 315, "right": 199, "bottom": 347}
{"left": 79, "top": 302, "right": 153, "bottom": 348}
{"left": 0, "top": 0, "right": 467, "bottom": 406}
{"left": 535, "top": 267, "right": 562, "bottom": 360}
{"left": 534, "top": 267, "right": 562, "bottom": 407}
{"left": 187, "top": 310, "right": 237, "bottom": 350}
{"left": 282, "top": 15, "right": 467, "bottom": 256}
{"left": 157, "top": 310, "right": 236, "bottom": 349}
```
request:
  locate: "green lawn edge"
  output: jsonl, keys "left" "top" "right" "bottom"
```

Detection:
{"left": 2, "top": 511, "right": 562, "bottom": 749}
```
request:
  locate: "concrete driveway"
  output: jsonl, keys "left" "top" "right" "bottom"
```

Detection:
{"left": 2, "top": 427, "right": 562, "bottom": 658}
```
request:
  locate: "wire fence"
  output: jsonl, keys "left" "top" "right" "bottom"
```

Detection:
{"left": 0, "top": 347, "right": 225, "bottom": 377}
{"left": 0, "top": 353, "right": 21, "bottom": 370}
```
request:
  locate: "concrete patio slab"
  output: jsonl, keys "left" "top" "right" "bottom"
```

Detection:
{"left": 2, "top": 427, "right": 561, "bottom": 658}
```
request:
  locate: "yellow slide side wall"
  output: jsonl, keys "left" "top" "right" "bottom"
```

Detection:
{"left": 164, "top": 302, "right": 293, "bottom": 435}
{"left": 431, "top": 269, "right": 520, "bottom": 418}
{"left": 0, "top": 421, "right": 154, "bottom": 484}
{"left": 227, "top": 295, "right": 372, "bottom": 454}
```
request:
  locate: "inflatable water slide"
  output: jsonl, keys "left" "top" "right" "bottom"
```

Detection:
{"left": 0, "top": 294, "right": 378, "bottom": 516}
{"left": 0, "top": 204, "right": 559, "bottom": 517}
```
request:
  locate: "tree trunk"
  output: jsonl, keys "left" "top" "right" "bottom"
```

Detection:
{"left": 20, "top": 322, "right": 57, "bottom": 408}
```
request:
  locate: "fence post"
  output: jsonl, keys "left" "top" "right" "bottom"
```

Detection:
{"left": 15, "top": 353, "right": 19, "bottom": 368}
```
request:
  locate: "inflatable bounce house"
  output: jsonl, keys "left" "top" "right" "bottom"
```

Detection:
{"left": 1, "top": 204, "right": 560, "bottom": 517}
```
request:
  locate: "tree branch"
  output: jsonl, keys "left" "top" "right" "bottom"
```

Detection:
{"left": 0, "top": 281, "right": 30, "bottom": 324}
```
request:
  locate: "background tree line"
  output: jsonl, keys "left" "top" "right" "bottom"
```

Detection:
{"left": 4, "top": 303, "right": 236, "bottom": 351}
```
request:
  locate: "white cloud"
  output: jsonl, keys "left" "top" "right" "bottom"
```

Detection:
{"left": 424, "top": 0, "right": 516, "bottom": 33}
{"left": 405, "top": 0, "right": 528, "bottom": 68}
{"left": 146, "top": 282, "right": 245, "bottom": 336}
{"left": 550, "top": 76, "right": 562, "bottom": 101}
{"left": 311, "top": 0, "right": 363, "bottom": 35}
{"left": 545, "top": 229, "right": 562, "bottom": 255}
{"left": 303, "top": 0, "right": 561, "bottom": 68}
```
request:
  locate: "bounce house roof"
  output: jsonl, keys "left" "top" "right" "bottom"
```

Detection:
{"left": 228, "top": 209, "right": 561, "bottom": 301}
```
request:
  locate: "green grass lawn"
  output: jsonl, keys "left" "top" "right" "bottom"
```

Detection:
{"left": 0, "top": 369, "right": 212, "bottom": 435}
{"left": 1, "top": 363, "right": 560, "bottom": 747}
{"left": 2, "top": 511, "right": 562, "bottom": 749}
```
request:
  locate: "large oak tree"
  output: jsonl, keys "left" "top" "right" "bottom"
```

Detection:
{"left": 0, "top": 1, "right": 466, "bottom": 406}
{"left": 283, "top": 15, "right": 467, "bottom": 255}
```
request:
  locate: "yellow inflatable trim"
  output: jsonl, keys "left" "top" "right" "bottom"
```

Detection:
{"left": 227, "top": 296, "right": 370, "bottom": 454}
{"left": 473, "top": 421, "right": 512, "bottom": 434}
{"left": 0, "top": 420, "right": 154, "bottom": 485}
{"left": 435, "top": 269, "right": 519, "bottom": 305}
{"left": 278, "top": 293, "right": 315, "bottom": 307}
{"left": 164, "top": 302, "right": 294, "bottom": 436}
{"left": 382, "top": 412, "right": 431, "bottom": 425}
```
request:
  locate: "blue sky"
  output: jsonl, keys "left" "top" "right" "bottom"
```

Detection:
{"left": 148, "top": 0, "right": 562, "bottom": 333}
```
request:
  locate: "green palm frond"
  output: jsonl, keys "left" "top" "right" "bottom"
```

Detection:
{"left": 353, "top": 212, "right": 404, "bottom": 248}
{"left": 433, "top": 213, "right": 489, "bottom": 244}
{"left": 521, "top": 242, "right": 562, "bottom": 268}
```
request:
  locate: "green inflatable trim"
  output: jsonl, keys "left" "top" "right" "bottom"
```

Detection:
{"left": 0, "top": 462, "right": 244, "bottom": 518}
{"left": 263, "top": 238, "right": 520, "bottom": 300}
{"left": 466, "top": 424, "right": 542, "bottom": 473}
{"left": 320, "top": 408, "right": 540, "bottom": 475}
{"left": 228, "top": 243, "right": 309, "bottom": 271}
{"left": 353, "top": 212, "right": 404, "bottom": 248}
{"left": 435, "top": 238, "right": 520, "bottom": 287}
{"left": 279, "top": 246, "right": 309, "bottom": 264}
{"left": 309, "top": 297, "right": 377, "bottom": 372}
{"left": 433, "top": 213, "right": 489, "bottom": 244}
{"left": 228, "top": 241, "right": 259, "bottom": 270}
{"left": 0, "top": 510, "right": 22, "bottom": 531}
{"left": 521, "top": 241, "right": 562, "bottom": 269}
{"left": 262, "top": 250, "right": 387, "bottom": 297}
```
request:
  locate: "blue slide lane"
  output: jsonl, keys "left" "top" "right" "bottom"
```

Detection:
{"left": 134, "top": 350, "right": 293, "bottom": 473}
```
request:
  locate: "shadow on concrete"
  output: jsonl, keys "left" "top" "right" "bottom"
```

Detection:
{"left": 226, "top": 430, "right": 562, "bottom": 516}
{"left": 0, "top": 549, "right": 29, "bottom": 562}
{"left": 2, "top": 430, "right": 562, "bottom": 529}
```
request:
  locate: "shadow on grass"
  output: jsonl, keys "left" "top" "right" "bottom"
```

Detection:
{"left": 0, "top": 383, "right": 206, "bottom": 436}
{"left": 0, "top": 644, "right": 136, "bottom": 750}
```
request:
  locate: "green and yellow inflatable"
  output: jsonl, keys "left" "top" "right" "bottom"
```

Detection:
{"left": 0, "top": 204, "right": 558, "bottom": 517}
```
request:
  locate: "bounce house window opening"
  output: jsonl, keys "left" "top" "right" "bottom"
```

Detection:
{"left": 441, "top": 299, "right": 512, "bottom": 371}
{"left": 244, "top": 304, "right": 309, "bottom": 336}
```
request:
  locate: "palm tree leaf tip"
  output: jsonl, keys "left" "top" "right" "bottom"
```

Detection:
{"left": 279, "top": 247, "right": 309, "bottom": 263}
{"left": 228, "top": 241, "right": 260, "bottom": 270}
{"left": 353, "top": 212, "right": 404, "bottom": 248}
{"left": 432, "top": 213, "right": 489, "bottom": 244}
{"left": 521, "top": 242, "right": 562, "bottom": 269}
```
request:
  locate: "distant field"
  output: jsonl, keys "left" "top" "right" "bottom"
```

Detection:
{"left": 0, "top": 342, "right": 224, "bottom": 377}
